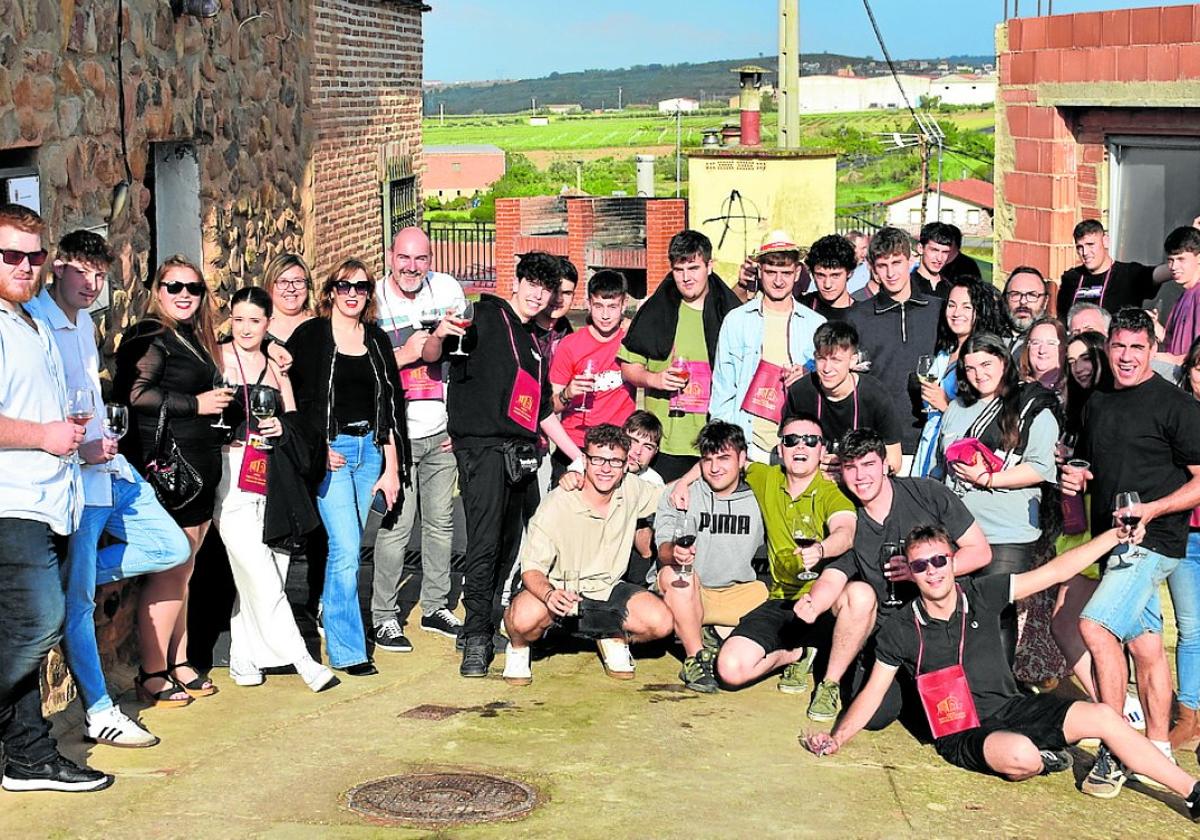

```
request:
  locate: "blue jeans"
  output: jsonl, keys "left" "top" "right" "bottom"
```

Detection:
{"left": 0, "top": 519, "right": 66, "bottom": 768}
{"left": 1168, "top": 532, "right": 1200, "bottom": 710}
{"left": 63, "top": 473, "right": 190, "bottom": 715}
{"left": 316, "top": 434, "right": 382, "bottom": 667}
{"left": 1081, "top": 543, "right": 1181, "bottom": 644}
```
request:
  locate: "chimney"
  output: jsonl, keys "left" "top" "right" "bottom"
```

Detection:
{"left": 733, "top": 65, "right": 768, "bottom": 147}
{"left": 635, "top": 155, "right": 656, "bottom": 197}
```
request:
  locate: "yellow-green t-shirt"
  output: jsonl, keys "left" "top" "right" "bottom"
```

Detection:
{"left": 745, "top": 462, "right": 856, "bottom": 599}
{"left": 618, "top": 303, "right": 709, "bottom": 457}
{"left": 751, "top": 307, "right": 792, "bottom": 454}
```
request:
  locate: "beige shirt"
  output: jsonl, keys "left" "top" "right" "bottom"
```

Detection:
{"left": 519, "top": 474, "right": 663, "bottom": 599}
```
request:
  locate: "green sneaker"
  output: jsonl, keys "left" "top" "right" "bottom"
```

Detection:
{"left": 807, "top": 679, "right": 843, "bottom": 722}
{"left": 679, "top": 648, "right": 719, "bottom": 694}
{"left": 777, "top": 662, "right": 809, "bottom": 695}
{"left": 700, "top": 625, "right": 722, "bottom": 656}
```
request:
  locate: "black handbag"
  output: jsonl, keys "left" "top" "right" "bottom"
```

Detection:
{"left": 500, "top": 438, "right": 540, "bottom": 484}
{"left": 145, "top": 403, "right": 203, "bottom": 511}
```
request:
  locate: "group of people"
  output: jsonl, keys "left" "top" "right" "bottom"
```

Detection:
{"left": 2, "top": 198, "right": 1200, "bottom": 824}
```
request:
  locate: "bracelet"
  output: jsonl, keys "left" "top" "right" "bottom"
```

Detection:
{"left": 985, "top": 472, "right": 995, "bottom": 490}
{"left": 816, "top": 542, "right": 825, "bottom": 560}
{"left": 543, "top": 587, "right": 556, "bottom": 605}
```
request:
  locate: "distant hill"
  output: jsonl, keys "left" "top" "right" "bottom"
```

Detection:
{"left": 423, "top": 54, "right": 994, "bottom": 116}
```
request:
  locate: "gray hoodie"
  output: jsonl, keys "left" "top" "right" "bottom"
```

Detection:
{"left": 654, "top": 479, "right": 764, "bottom": 588}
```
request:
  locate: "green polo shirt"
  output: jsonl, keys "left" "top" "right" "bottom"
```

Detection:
{"left": 745, "top": 462, "right": 856, "bottom": 600}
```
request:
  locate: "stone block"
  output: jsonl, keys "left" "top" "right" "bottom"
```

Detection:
{"left": 1130, "top": 6, "right": 1162, "bottom": 46}
{"left": 79, "top": 58, "right": 107, "bottom": 93}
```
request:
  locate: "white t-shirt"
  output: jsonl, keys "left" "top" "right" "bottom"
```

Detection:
{"left": 375, "top": 271, "right": 467, "bottom": 440}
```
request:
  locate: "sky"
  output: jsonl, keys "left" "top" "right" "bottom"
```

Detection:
{"left": 425, "top": 0, "right": 1191, "bottom": 82}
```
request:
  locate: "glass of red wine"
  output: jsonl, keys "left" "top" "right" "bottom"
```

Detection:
{"left": 448, "top": 300, "right": 474, "bottom": 357}
{"left": 881, "top": 540, "right": 905, "bottom": 607}
{"left": 792, "top": 510, "right": 820, "bottom": 582}
{"left": 1112, "top": 491, "right": 1141, "bottom": 569}
{"left": 667, "top": 354, "right": 689, "bottom": 418}
{"left": 672, "top": 513, "right": 698, "bottom": 588}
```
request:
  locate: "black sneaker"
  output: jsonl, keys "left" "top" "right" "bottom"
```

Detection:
{"left": 679, "top": 648, "right": 718, "bottom": 694}
{"left": 420, "top": 608, "right": 463, "bottom": 639}
{"left": 460, "top": 636, "right": 493, "bottom": 678}
{"left": 1186, "top": 781, "right": 1200, "bottom": 822}
{"left": 374, "top": 619, "right": 413, "bottom": 653}
{"left": 2, "top": 756, "right": 114, "bottom": 793}
{"left": 1038, "top": 749, "right": 1073, "bottom": 775}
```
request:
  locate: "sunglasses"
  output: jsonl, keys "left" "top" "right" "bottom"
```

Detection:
{"left": 907, "top": 554, "right": 951, "bottom": 574}
{"left": 1, "top": 248, "right": 48, "bottom": 267}
{"left": 161, "top": 281, "right": 205, "bottom": 296}
{"left": 781, "top": 433, "right": 823, "bottom": 448}
{"left": 334, "top": 280, "right": 372, "bottom": 296}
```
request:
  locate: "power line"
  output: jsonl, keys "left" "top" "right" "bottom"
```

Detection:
{"left": 860, "top": 0, "right": 921, "bottom": 128}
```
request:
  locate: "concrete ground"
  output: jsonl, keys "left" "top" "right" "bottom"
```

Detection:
{"left": 3, "top": 605, "right": 1199, "bottom": 840}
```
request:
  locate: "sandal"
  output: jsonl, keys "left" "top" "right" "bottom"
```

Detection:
{"left": 169, "top": 661, "right": 219, "bottom": 698}
{"left": 135, "top": 668, "right": 193, "bottom": 709}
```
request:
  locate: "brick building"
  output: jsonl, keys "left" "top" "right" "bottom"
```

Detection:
{"left": 995, "top": 4, "right": 1200, "bottom": 303}
{"left": 0, "top": 0, "right": 428, "bottom": 711}
{"left": 422, "top": 144, "right": 505, "bottom": 200}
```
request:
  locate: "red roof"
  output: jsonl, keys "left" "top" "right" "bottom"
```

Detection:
{"left": 884, "top": 178, "right": 994, "bottom": 210}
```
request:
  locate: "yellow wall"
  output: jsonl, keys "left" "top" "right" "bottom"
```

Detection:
{"left": 686, "top": 152, "right": 837, "bottom": 283}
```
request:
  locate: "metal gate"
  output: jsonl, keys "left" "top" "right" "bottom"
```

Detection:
{"left": 423, "top": 220, "right": 495, "bottom": 288}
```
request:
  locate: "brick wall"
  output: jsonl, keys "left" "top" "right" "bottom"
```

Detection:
{"left": 996, "top": 5, "right": 1200, "bottom": 294}
{"left": 309, "top": 0, "right": 425, "bottom": 279}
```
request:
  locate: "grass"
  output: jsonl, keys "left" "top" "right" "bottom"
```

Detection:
{"left": 424, "top": 108, "right": 994, "bottom": 152}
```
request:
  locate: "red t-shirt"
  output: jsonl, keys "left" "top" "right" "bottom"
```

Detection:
{"left": 550, "top": 326, "right": 636, "bottom": 447}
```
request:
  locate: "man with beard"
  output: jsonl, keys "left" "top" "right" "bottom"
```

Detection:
{"left": 1002, "top": 266, "right": 1050, "bottom": 353}
{"left": 0, "top": 204, "right": 112, "bottom": 793}
{"left": 372, "top": 226, "right": 467, "bottom": 651}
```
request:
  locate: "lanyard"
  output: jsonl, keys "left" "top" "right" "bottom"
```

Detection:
{"left": 502, "top": 309, "right": 542, "bottom": 383}
{"left": 915, "top": 586, "right": 967, "bottom": 676}
{"left": 1072, "top": 263, "right": 1114, "bottom": 308}
{"left": 231, "top": 345, "right": 256, "bottom": 444}
{"left": 816, "top": 384, "right": 859, "bottom": 430}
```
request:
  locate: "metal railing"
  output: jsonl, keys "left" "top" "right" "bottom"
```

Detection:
{"left": 424, "top": 220, "right": 496, "bottom": 287}
{"left": 834, "top": 202, "right": 887, "bottom": 235}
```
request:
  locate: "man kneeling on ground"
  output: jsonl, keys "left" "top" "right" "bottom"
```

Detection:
{"left": 654, "top": 421, "right": 769, "bottom": 693}
{"left": 805, "top": 525, "right": 1200, "bottom": 823}
{"left": 503, "top": 424, "right": 674, "bottom": 684}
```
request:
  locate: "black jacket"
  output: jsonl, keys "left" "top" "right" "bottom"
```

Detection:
{"left": 621, "top": 272, "right": 741, "bottom": 365}
{"left": 262, "top": 411, "right": 324, "bottom": 549}
{"left": 286, "top": 318, "right": 411, "bottom": 477}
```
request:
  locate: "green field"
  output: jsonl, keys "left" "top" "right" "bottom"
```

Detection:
{"left": 423, "top": 108, "right": 994, "bottom": 152}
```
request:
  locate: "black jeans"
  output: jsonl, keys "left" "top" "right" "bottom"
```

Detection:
{"left": 976, "top": 541, "right": 1037, "bottom": 669}
{"left": 455, "top": 445, "right": 540, "bottom": 641}
{"left": 0, "top": 519, "right": 66, "bottom": 768}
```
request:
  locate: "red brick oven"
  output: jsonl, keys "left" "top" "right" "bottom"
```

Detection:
{"left": 995, "top": 4, "right": 1200, "bottom": 308}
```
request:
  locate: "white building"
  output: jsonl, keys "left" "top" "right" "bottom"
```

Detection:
{"left": 791, "top": 72, "right": 997, "bottom": 113}
{"left": 658, "top": 97, "right": 700, "bottom": 113}
{"left": 883, "top": 178, "right": 994, "bottom": 237}
{"left": 929, "top": 73, "right": 997, "bottom": 107}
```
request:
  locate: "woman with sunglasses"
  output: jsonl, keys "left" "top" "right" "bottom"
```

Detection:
{"left": 914, "top": 278, "right": 1008, "bottom": 478}
{"left": 211, "top": 286, "right": 335, "bottom": 692}
{"left": 287, "top": 259, "right": 408, "bottom": 677}
{"left": 114, "top": 255, "right": 232, "bottom": 704}
{"left": 935, "top": 333, "right": 1060, "bottom": 668}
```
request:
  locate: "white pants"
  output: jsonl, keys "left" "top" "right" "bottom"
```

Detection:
{"left": 214, "top": 446, "right": 313, "bottom": 669}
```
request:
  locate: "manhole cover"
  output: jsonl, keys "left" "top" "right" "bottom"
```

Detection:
{"left": 346, "top": 772, "right": 539, "bottom": 826}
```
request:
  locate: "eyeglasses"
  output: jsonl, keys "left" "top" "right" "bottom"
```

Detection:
{"left": 1005, "top": 290, "right": 1046, "bottom": 303}
{"left": 1028, "top": 338, "right": 1061, "bottom": 348}
{"left": 161, "top": 281, "right": 205, "bottom": 296}
{"left": 274, "top": 278, "right": 308, "bottom": 290}
{"left": 780, "top": 433, "right": 823, "bottom": 448}
{"left": 907, "top": 554, "right": 951, "bottom": 574}
{"left": 586, "top": 455, "right": 626, "bottom": 469}
{"left": 334, "top": 281, "right": 372, "bottom": 296}
{"left": 1, "top": 248, "right": 48, "bottom": 267}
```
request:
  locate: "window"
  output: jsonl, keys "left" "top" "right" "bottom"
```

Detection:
{"left": 451, "top": 162, "right": 462, "bottom": 172}
{"left": 148, "top": 142, "right": 202, "bottom": 271}
{"left": 1109, "top": 135, "right": 1200, "bottom": 265}
{"left": 940, "top": 209, "right": 955, "bottom": 223}
{"left": 966, "top": 208, "right": 981, "bottom": 225}
{"left": 0, "top": 148, "right": 40, "bottom": 214}
{"left": 908, "top": 208, "right": 922, "bottom": 224}
{"left": 381, "top": 150, "right": 418, "bottom": 252}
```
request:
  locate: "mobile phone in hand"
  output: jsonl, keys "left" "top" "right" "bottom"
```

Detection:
{"left": 371, "top": 490, "right": 389, "bottom": 515}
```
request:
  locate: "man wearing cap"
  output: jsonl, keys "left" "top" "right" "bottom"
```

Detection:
{"left": 713, "top": 230, "right": 825, "bottom": 464}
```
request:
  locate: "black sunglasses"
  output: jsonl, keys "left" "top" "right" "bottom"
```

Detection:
{"left": 781, "top": 433, "right": 823, "bottom": 448}
{"left": 162, "top": 281, "right": 205, "bottom": 296}
{"left": 907, "top": 554, "right": 951, "bottom": 574}
{"left": 334, "top": 280, "right": 373, "bottom": 296}
{"left": 1, "top": 248, "right": 48, "bottom": 267}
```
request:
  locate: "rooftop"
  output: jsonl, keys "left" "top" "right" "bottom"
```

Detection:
{"left": 425, "top": 144, "right": 505, "bottom": 155}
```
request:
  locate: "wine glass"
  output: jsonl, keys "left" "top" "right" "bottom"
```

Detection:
{"left": 881, "top": 540, "right": 905, "bottom": 607}
{"left": 418, "top": 307, "right": 442, "bottom": 332}
{"left": 449, "top": 300, "right": 474, "bottom": 356}
{"left": 250, "top": 388, "right": 277, "bottom": 451}
{"left": 792, "top": 516, "right": 820, "bottom": 583}
{"left": 562, "top": 567, "right": 581, "bottom": 617}
{"left": 102, "top": 403, "right": 128, "bottom": 474}
{"left": 671, "top": 514, "right": 698, "bottom": 588}
{"left": 211, "top": 371, "right": 234, "bottom": 430}
{"left": 1112, "top": 491, "right": 1141, "bottom": 568}
{"left": 66, "top": 387, "right": 95, "bottom": 464}
{"left": 667, "top": 354, "right": 690, "bottom": 418}
{"left": 916, "top": 355, "right": 936, "bottom": 384}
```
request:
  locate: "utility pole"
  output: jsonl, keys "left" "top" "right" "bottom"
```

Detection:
{"left": 618, "top": 86, "right": 623, "bottom": 110}
{"left": 675, "top": 108, "right": 682, "bottom": 198}
{"left": 777, "top": 0, "right": 801, "bottom": 149}
{"left": 918, "top": 134, "right": 930, "bottom": 228}
{"left": 439, "top": 102, "right": 444, "bottom": 126}
{"left": 531, "top": 97, "right": 536, "bottom": 114}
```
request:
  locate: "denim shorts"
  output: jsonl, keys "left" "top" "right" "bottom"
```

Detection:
{"left": 1080, "top": 543, "right": 1181, "bottom": 644}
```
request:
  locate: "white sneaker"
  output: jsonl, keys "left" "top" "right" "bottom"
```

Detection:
{"left": 295, "top": 657, "right": 336, "bottom": 693}
{"left": 85, "top": 706, "right": 159, "bottom": 748}
{"left": 229, "top": 658, "right": 264, "bottom": 687}
{"left": 1124, "top": 692, "right": 1146, "bottom": 731}
{"left": 1130, "top": 743, "right": 1176, "bottom": 790}
{"left": 502, "top": 644, "right": 532, "bottom": 686}
{"left": 597, "top": 637, "right": 635, "bottom": 680}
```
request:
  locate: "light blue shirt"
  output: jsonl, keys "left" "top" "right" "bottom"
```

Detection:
{"left": 710, "top": 297, "right": 826, "bottom": 441}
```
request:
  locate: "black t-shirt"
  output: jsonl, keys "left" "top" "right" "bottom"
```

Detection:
{"left": 943, "top": 252, "right": 982, "bottom": 282}
{"left": 1057, "top": 261, "right": 1156, "bottom": 316}
{"left": 332, "top": 352, "right": 375, "bottom": 426}
{"left": 831, "top": 477, "right": 977, "bottom": 616}
{"left": 798, "top": 292, "right": 852, "bottom": 322}
{"left": 874, "top": 575, "right": 1020, "bottom": 722}
{"left": 1080, "top": 374, "right": 1200, "bottom": 556}
{"left": 785, "top": 374, "right": 902, "bottom": 446}
{"left": 912, "top": 267, "right": 949, "bottom": 299}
